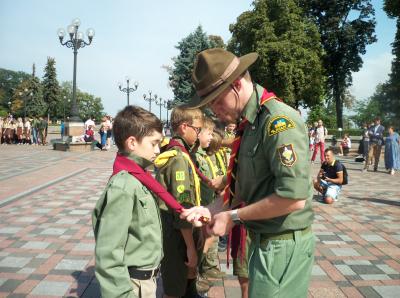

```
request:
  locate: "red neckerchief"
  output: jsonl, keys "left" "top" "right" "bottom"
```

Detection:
{"left": 224, "top": 88, "right": 276, "bottom": 268}
{"left": 112, "top": 153, "right": 183, "bottom": 213}
{"left": 167, "top": 138, "right": 211, "bottom": 184}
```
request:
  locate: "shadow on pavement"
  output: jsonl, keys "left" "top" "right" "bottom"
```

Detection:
{"left": 347, "top": 196, "right": 400, "bottom": 207}
{"left": 69, "top": 266, "right": 100, "bottom": 298}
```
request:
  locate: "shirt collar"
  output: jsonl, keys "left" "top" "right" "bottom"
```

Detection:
{"left": 241, "top": 84, "right": 264, "bottom": 125}
{"left": 121, "top": 152, "right": 153, "bottom": 169}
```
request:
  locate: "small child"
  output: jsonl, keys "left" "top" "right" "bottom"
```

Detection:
{"left": 84, "top": 125, "right": 102, "bottom": 150}
{"left": 92, "top": 106, "right": 165, "bottom": 297}
{"left": 154, "top": 106, "right": 204, "bottom": 297}
{"left": 196, "top": 118, "right": 226, "bottom": 281}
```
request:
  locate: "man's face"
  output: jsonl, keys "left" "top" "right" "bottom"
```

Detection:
{"left": 375, "top": 119, "right": 380, "bottom": 125}
{"left": 198, "top": 127, "right": 213, "bottom": 149}
{"left": 324, "top": 150, "right": 334, "bottom": 164}
{"left": 131, "top": 131, "right": 163, "bottom": 162}
{"left": 210, "top": 87, "right": 241, "bottom": 123}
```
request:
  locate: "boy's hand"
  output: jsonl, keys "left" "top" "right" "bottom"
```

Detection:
{"left": 209, "top": 175, "right": 225, "bottom": 191}
{"left": 185, "top": 247, "right": 198, "bottom": 268}
{"left": 181, "top": 207, "right": 211, "bottom": 227}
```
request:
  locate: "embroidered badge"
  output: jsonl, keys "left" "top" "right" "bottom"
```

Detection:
{"left": 175, "top": 171, "right": 185, "bottom": 181}
{"left": 268, "top": 116, "right": 295, "bottom": 136}
{"left": 177, "top": 184, "right": 185, "bottom": 193}
{"left": 178, "top": 191, "right": 191, "bottom": 204}
{"left": 277, "top": 144, "right": 297, "bottom": 167}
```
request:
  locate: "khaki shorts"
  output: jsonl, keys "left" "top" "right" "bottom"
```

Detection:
{"left": 233, "top": 235, "right": 250, "bottom": 279}
{"left": 130, "top": 277, "right": 157, "bottom": 298}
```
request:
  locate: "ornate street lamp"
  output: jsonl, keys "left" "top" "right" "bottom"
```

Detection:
{"left": 154, "top": 97, "right": 163, "bottom": 120}
{"left": 143, "top": 91, "right": 157, "bottom": 113}
{"left": 57, "top": 18, "right": 95, "bottom": 122}
{"left": 163, "top": 99, "right": 173, "bottom": 127}
{"left": 19, "top": 88, "right": 32, "bottom": 119}
{"left": 118, "top": 77, "right": 139, "bottom": 106}
{"left": 8, "top": 101, "right": 12, "bottom": 114}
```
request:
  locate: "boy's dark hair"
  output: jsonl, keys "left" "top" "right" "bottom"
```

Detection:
{"left": 324, "top": 148, "right": 334, "bottom": 154}
{"left": 113, "top": 106, "right": 162, "bottom": 151}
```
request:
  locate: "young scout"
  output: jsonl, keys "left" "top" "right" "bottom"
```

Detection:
{"left": 92, "top": 106, "right": 164, "bottom": 298}
{"left": 195, "top": 119, "right": 226, "bottom": 280}
{"left": 182, "top": 48, "right": 315, "bottom": 298}
{"left": 154, "top": 107, "right": 203, "bottom": 298}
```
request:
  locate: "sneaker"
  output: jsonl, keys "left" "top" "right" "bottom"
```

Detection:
{"left": 196, "top": 278, "right": 210, "bottom": 293}
{"left": 390, "top": 169, "right": 395, "bottom": 175}
{"left": 374, "top": 168, "right": 378, "bottom": 172}
{"left": 201, "top": 267, "right": 226, "bottom": 279}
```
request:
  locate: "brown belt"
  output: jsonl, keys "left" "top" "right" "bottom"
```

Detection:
{"left": 249, "top": 226, "right": 312, "bottom": 243}
{"left": 128, "top": 266, "right": 160, "bottom": 280}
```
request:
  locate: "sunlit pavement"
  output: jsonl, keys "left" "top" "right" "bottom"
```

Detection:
{"left": 0, "top": 146, "right": 399, "bottom": 297}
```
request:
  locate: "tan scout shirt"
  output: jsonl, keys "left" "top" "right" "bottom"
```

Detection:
{"left": 92, "top": 153, "right": 163, "bottom": 298}
{"left": 237, "top": 84, "right": 314, "bottom": 234}
{"left": 156, "top": 137, "right": 197, "bottom": 230}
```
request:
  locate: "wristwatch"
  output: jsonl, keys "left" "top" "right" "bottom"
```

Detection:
{"left": 230, "top": 209, "right": 243, "bottom": 225}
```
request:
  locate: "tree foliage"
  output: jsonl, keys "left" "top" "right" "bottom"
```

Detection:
{"left": 168, "top": 26, "right": 224, "bottom": 105}
{"left": 228, "top": 0, "right": 326, "bottom": 108}
{"left": 0, "top": 68, "right": 31, "bottom": 115}
{"left": 42, "top": 57, "right": 60, "bottom": 119}
{"left": 300, "top": 0, "right": 377, "bottom": 128}
{"left": 382, "top": 0, "right": 400, "bottom": 128}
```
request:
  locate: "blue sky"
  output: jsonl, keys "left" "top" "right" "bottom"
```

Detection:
{"left": 0, "top": 0, "right": 396, "bottom": 120}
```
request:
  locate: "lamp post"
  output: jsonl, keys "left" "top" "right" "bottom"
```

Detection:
{"left": 57, "top": 18, "right": 95, "bottom": 122}
{"left": 163, "top": 99, "right": 173, "bottom": 127}
{"left": 118, "top": 77, "right": 139, "bottom": 106}
{"left": 8, "top": 101, "right": 11, "bottom": 114}
{"left": 143, "top": 91, "right": 157, "bottom": 113}
{"left": 19, "top": 88, "right": 32, "bottom": 119}
{"left": 154, "top": 97, "right": 163, "bottom": 120}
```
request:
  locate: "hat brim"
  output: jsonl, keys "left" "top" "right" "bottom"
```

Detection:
{"left": 185, "top": 52, "right": 259, "bottom": 109}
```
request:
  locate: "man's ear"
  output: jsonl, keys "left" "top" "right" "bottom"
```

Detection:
{"left": 125, "top": 136, "right": 138, "bottom": 151}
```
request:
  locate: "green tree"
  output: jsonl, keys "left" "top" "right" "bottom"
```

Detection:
{"left": 300, "top": 0, "right": 377, "bottom": 128}
{"left": 228, "top": 0, "right": 326, "bottom": 108}
{"left": 0, "top": 68, "right": 30, "bottom": 115}
{"left": 350, "top": 83, "right": 386, "bottom": 127}
{"left": 307, "top": 103, "right": 337, "bottom": 128}
{"left": 42, "top": 57, "right": 60, "bottom": 120}
{"left": 25, "top": 64, "right": 46, "bottom": 117}
{"left": 169, "top": 25, "right": 212, "bottom": 105}
{"left": 208, "top": 35, "right": 225, "bottom": 48}
{"left": 382, "top": 0, "right": 400, "bottom": 128}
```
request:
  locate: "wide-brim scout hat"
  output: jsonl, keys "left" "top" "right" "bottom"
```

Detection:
{"left": 187, "top": 48, "right": 259, "bottom": 108}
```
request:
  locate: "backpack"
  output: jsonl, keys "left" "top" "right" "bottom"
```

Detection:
{"left": 339, "top": 162, "right": 348, "bottom": 185}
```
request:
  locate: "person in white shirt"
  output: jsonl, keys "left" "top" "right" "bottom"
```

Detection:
{"left": 84, "top": 116, "right": 95, "bottom": 131}
{"left": 311, "top": 119, "right": 328, "bottom": 163}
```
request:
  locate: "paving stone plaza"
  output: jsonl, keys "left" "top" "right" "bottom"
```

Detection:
{"left": 0, "top": 145, "right": 399, "bottom": 297}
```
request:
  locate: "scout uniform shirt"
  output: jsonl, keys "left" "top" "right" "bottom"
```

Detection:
{"left": 237, "top": 84, "right": 314, "bottom": 233}
{"left": 92, "top": 153, "right": 163, "bottom": 298}
{"left": 155, "top": 136, "right": 198, "bottom": 229}
{"left": 195, "top": 147, "right": 217, "bottom": 206}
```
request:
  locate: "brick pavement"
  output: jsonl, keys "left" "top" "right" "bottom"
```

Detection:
{"left": 0, "top": 145, "right": 399, "bottom": 297}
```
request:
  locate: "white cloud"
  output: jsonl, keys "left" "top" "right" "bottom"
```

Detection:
{"left": 350, "top": 52, "right": 393, "bottom": 101}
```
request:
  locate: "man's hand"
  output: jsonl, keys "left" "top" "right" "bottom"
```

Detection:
{"left": 185, "top": 246, "right": 198, "bottom": 268}
{"left": 181, "top": 206, "right": 212, "bottom": 227}
{"left": 207, "top": 211, "right": 235, "bottom": 237}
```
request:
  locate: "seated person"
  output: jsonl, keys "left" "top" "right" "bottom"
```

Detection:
{"left": 339, "top": 133, "right": 351, "bottom": 156}
{"left": 84, "top": 125, "right": 102, "bottom": 149}
{"left": 313, "top": 148, "right": 344, "bottom": 204}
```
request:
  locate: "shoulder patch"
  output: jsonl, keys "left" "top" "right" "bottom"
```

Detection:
{"left": 175, "top": 171, "right": 185, "bottom": 181}
{"left": 177, "top": 184, "right": 185, "bottom": 193}
{"left": 267, "top": 116, "right": 295, "bottom": 136}
{"left": 277, "top": 144, "right": 297, "bottom": 167}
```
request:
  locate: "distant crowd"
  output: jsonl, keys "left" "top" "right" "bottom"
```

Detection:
{"left": 0, "top": 115, "right": 48, "bottom": 145}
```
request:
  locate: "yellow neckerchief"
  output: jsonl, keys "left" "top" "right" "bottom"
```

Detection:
{"left": 154, "top": 149, "right": 201, "bottom": 206}
{"left": 204, "top": 155, "right": 217, "bottom": 179}
{"left": 215, "top": 151, "right": 227, "bottom": 175}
